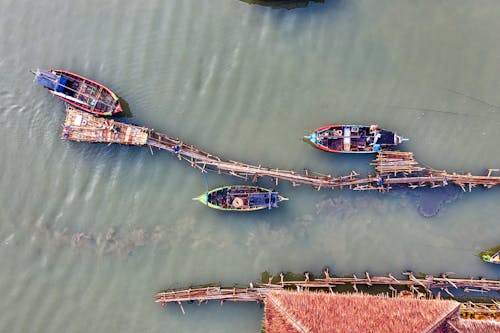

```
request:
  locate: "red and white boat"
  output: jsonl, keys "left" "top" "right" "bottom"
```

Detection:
{"left": 33, "top": 69, "right": 122, "bottom": 116}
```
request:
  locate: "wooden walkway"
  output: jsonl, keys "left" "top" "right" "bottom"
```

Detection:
{"left": 154, "top": 271, "right": 500, "bottom": 315}
{"left": 61, "top": 106, "right": 500, "bottom": 191}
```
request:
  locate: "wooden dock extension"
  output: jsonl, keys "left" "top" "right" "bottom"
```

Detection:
{"left": 60, "top": 105, "right": 500, "bottom": 192}
{"left": 155, "top": 272, "right": 500, "bottom": 312}
{"left": 155, "top": 286, "right": 268, "bottom": 306}
{"left": 372, "top": 151, "right": 425, "bottom": 175}
{"left": 62, "top": 106, "right": 148, "bottom": 145}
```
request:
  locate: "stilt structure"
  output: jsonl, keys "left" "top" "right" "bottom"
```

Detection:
{"left": 460, "top": 302, "right": 500, "bottom": 321}
{"left": 62, "top": 107, "right": 148, "bottom": 144}
{"left": 155, "top": 270, "right": 500, "bottom": 309}
{"left": 61, "top": 106, "right": 500, "bottom": 192}
{"left": 155, "top": 271, "right": 500, "bottom": 332}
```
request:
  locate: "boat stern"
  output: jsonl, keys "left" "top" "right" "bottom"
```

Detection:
{"left": 395, "top": 134, "right": 409, "bottom": 145}
{"left": 278, "top": 195, "right": 289, "bottom": 203}
{"left": 113, "top": 104, "right": 123, "bottom": 115}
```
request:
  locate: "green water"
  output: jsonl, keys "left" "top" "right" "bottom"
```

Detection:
{"left": 0, "top": 0, "right": 499, "bottom": 332}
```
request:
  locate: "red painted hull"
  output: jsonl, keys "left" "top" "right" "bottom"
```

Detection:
{"left": 306, "top": 124, "right": 406, "bottom": 153}
{"left": 316, "top": 125, "right": 346, "bottom": 153}
{"left": 49, "top": 69, "right": 122, "bottom": 116}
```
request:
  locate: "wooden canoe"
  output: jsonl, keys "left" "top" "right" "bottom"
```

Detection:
{"left": 33, "top": 69, "right": 122, "bottom": 116}
{"left": 304, "top": 124, "right": 408, "bottom": 153}
{"left": 193, "top": 185, "right": 288, "bottom": 211}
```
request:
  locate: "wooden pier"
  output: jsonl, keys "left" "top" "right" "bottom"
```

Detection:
{"left": 63, "top": 106, "right": 148, "bottom": 145}
{"left": 154, "top": 270, "right": 500, "bottom": 317}
{"left": 61, "top": 106, "right": 500, "bottom": 191}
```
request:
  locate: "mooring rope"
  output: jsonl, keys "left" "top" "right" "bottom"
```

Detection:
{"left": 203, "top": 171, "right": 209, "bottom": 204}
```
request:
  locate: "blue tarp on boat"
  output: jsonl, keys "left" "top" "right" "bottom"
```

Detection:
{"left": 34, "top": 70, "right": 66, "bottom": 92}
{"left": 57, "top": 77, "right": 67, "bottom": 92}
{"left": 249, "top": 192, "right": 278, "bottom": 207}
{"left": 378, "top": 131, "right": 396, "bottom": 145}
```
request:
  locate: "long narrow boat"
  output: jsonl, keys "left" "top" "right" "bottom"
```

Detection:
{"left": 480, "top": 245, "right": 500, "bottom": 265}
{"left": 304, "top": 124, "right": 408, "bottom": 153}
{"left": 193, "top": 185, "right": 288, "bottom": 211}
{"left": 33, "top": 69, "right": 122, "bottom": 116}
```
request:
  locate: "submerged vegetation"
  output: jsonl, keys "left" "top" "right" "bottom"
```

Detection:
{"left": 27, "top": 222, "right": 167, "bottom": 257}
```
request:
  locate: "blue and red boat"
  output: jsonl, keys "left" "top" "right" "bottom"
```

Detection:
{"left": 33, "top": 69, "right": 122, "bottom": 116}
{"left": 305, "top": 124, "right": 408, "bottom": 153}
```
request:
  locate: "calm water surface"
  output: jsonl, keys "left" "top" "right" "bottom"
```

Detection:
{"left": 1, "top": 0, "right": 499, "bottom": 332}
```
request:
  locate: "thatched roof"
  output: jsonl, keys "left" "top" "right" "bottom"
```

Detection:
{"left": 263, "top": 291, "right": 460, "bottom": 333}
{"left": 449, "top": 319, "right": 500, "bottom": 333}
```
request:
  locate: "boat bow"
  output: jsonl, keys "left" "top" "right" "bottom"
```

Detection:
{"left": 304, "top": 132, "right": 317, "bottom": 145}
{"left": 192, "top": 193, "right": 208, "bottom": 205}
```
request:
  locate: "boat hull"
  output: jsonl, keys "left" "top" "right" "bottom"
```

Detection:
{"left": 305, "top": 124, "right": 407, "bottom": 153}
{"left": 194, "top": 185, "right": 288, "bottom": 211}
{"left": 34, "top": 69, "right": 122, "bottom": 116}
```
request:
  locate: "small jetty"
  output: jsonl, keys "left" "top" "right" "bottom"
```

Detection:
{"left": 155, "top": 269, "right": 500, "bottom": 332}
{"left": 61, "top": 106, "right": 500, "bottom": 193}
{"left": 155, "top": 270, "right": 500, "bottom": 307}
{"left": 62, "top": 106, "right": 147, "bottom": 144}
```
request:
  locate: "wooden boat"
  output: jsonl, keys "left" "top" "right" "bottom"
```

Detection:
{"left": 193, "top": 185, "right": 288, "bottom": 211}
{"left": 239, "top": 0, "right": 323, "bottom": 9}
{"left": 33, "top": 69, "right": 122, "bottom": 116}
{"left": 480, "top": 245, "right": 500, "bottom": 265}
{"left": 304, "top": 124, "right": 408, "bottom": 153}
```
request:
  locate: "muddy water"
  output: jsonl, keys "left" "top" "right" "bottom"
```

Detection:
{"left": 0, "top": 0, "right": 499, "bottom": 332}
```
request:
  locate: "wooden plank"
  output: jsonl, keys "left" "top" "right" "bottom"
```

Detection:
{"left": 123, "top": 126, "right": 130, "bottom": 143}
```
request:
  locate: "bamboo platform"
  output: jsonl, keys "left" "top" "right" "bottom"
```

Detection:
{"left": 61, "top": 106, "right": 500, "bottom": 192}
{"left": 460, "top": 301, "right": 500, "bottom": 320}
{"left": 62, "top": 106, "right": 148, "bottom": 145}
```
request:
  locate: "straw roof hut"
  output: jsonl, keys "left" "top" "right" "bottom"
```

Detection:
{"left": 263, "top": 291, "right": 461, "bottom": 333}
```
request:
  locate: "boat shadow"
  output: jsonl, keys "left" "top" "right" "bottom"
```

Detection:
{"left": 114, "top": 97, "right": 133, "bottom": 118}
{"left": 238, "top": 0, "right": 346, "bottom": 12}
{"left": 239, "top": 0, "right": 326, "bottom": 10}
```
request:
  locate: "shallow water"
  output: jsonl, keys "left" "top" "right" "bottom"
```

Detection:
{"left": 0, "top": 0, "right": 499, "bottom": 332}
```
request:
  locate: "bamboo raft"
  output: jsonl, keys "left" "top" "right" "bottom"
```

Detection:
{"left": 63, "top": 106, "right": 148, "bottom": 144}
{"left": 61, "top": 106, "right": 500, "bottom": 191}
